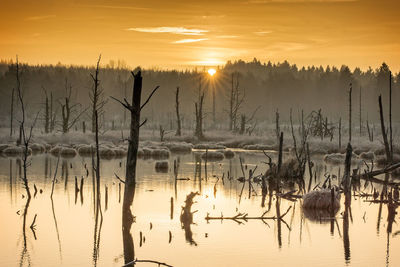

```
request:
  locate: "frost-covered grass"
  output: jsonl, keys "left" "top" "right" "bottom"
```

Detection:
{"left": 0, "top": 125, "right": 399, "bottom": 163}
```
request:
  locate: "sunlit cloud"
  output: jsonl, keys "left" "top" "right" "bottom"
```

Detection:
{"left": 254, "top": 31, "right": 272, "bottom": 35}
{"left": 127, "top": 27, "right": 208, "bottom": 36}
{"left": 79, "top": 5, "right": 148, "bottom": 10}
{"left": 25, "top": 15, "right": 56, "bottom": 21}
{"left": 216, "top": 35, "right": 240, "bottom": 39}
{"left": 173, "top": 38, "right": 209, "bottom": 44}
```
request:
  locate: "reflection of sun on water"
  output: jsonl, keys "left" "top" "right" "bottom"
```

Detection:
{"left": 208, "top": 68, "right": 216, "bottom": 76}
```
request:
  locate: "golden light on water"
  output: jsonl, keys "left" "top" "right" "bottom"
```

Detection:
{"left": 208, "top": 68, "right": 216, "bottom": 76}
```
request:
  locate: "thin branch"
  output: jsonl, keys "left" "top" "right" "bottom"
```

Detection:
{"left": 110, "top": 96, "right": 131, "bottom": 110}
{"left": 140, "top": 86, "right": 160, "bottom": 110}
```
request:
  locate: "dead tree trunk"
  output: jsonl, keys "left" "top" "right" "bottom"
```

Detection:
{"left": 61, "top": 97, "right": 70, "bottom": 133}
{"left": 389, "top": 71, "right": 393, "bottom": 162}
{"left": 278, "top": 132, "right": 283, "bottom": 173}
{"left": 359, "top": 86, "right": 362, "bottom": 136}
{"left": 50, "top": 92, "right": 55, "bottom": 132}
{"left": 348, "top": 83, "right": 352, "bottom": 143}
{"left": 159, "top": 125, "right": 165, "bottom": 142}
{"left": 10, "top": 88, "right": 14, "bottom": 137}
{"left": 343, "top": 143, "right": 352, "bottom": 195}
{"left": 195, "top": 93, "right": 205, "bottom": 140}
{"left": 175, "top": 87, "right": 181, "bottom": 136}
{"left": 43, "top": 89, "right": 49, "bottom": 134}
{"left": 229, "top": 73, "right": 234, "bottom": 131}
{"left": 339, "top": 117, "right": 342, "bottom": 150}
{"left": 379, "top": 95, "right": 391, "bottom": 163}
{"left": 90, "top": 56, "right": 106, "bottom": 133}
{"left": 111, "top": 71, "right": 160, "bottom": 185}
{"left": 239, "top": 114, "right": 245, "bottom": 135}
{"left": 275, "top": 109, "right": 280, "bottom": 145}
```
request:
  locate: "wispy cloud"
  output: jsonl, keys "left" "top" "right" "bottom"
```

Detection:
{"left": 25, "top": 15, "right": 56, "bottom": 21}
{"left": 127, "top": 27, "right": 208, "bottom": 36}
{"left": 254, "top": 31, "right": 272, "bottom": 35}
{"left": 216, "top": 35, "right": 240, "bottom": 39}
{"left": 173, "top": 38, "right": 209, "bottom": 44}
{"left": 79, "top": 5, "right": 148, "bottom": 10}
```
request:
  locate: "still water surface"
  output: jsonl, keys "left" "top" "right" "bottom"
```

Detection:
{"left": 0, "top": 151, "right": 399, "bottom": 267}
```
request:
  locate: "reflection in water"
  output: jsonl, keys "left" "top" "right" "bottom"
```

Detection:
{"left": 122, "top": 183, "right": 136, "bottom": 266}
{"left": 19, "top": 197, "right": 31, "bottom": 267}
{"left": 1, "top": 153, "right": 400, "bottom": 266}
{"left": 180, "top": 192, "right": 199, "bottom": 246}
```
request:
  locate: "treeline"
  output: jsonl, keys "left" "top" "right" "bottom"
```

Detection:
{"left": 0, "top": 58, "right": 398, "bottom": 131}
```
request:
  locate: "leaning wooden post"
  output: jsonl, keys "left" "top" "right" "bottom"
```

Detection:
{"left": 378, "top": 95, "right": 391, "bottom": 163}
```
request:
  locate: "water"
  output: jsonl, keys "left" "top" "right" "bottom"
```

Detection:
{"left": 0, "top": 151, "right": 399, "bottom": 267}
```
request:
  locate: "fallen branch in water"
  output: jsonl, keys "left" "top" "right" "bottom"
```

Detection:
{"left": 354, "top": 162, "right": 400, "bottom": 179}
{"left": 352, "top": 162, "right": 400, "bottom": 187}
{"left": 205, "top": 206, "right": 292, "bottom": 224}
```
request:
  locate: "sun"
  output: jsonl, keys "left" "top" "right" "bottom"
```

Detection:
{"left": 208, "top": 68, "right": 216, "bottom": 76}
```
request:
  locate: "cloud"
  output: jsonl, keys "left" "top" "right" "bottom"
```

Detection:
{"left": 173, "top": 38, "right": 209, "bottom": 44}
{"left": 25, "top": 15, "right": 56, "bottom": 21}
{"left": 79, "top": 5, "right": 148, "bottom": 10}
{"left": 216, "top": 35, "right": 240, "bottom": 39}
{"left": 254, "top": 31, "right": 272, "bottom": 35}
{"left": 127, "top": 27, "right": 208, "bottom": 36}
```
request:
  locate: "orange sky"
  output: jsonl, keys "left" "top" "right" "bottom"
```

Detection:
{"left": 1, "top": 0, "right": 399, "bottom": 70}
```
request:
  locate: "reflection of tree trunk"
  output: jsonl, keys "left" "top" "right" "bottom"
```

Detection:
{"left": 9, "top": 159, "right": 12, "bottom": 202}
{"left": 276, "top": 196, "right": 282, "bottom": 248}
{"left": 51, "top": 198, "right": 63, "bottom": 261}
{"left": 122, "top": 183, "right": 136, "bottom": 266}
{"left": 92, "top": 187, "right": 103, "bottom": 266}
{"left": 19, "top": 197, "right": 31, "bottom": 267}
{"left": 343, "top": 198, "right": 351, "bottom": 263}
{"left": 180, "top": 192, "right": 198, "bottom": 246}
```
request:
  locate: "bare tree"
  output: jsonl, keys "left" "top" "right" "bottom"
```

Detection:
{"left": 111, "top": 70, "right": 160, "bottom": 185}
{"left": 275, "top": 109, "right": 280, "bottom": 144}
{"left": 359, "top": 86, "right": 362, "bottom": 136}
{"left": 194, "top": 76, "right": 205, "bottom": 140}
{"left": 175, "top": 87, "right": 181, "bottom": 136}
{"left": 348, "top": 83, "right": 352, "bottom": 142}
{"left": 389, "top": 71, "right": 393, "bottom": 162}
{"left": 112, "top": 71, "right": 160, "bottom": 267}
{"left": 15, "top": 57, "right": 39, "bottom": 199}
{"left": 90, "top": 55, "right": 107, "bottom": 133}
{"left": 227, "top": 72, "right": 245, "bottom": 132}
{"left": 379, "top": 95, "right": 391, "bottom": 163}
{"left": 50, "top": 92, "right": 56, "bottom": 132}
{"left": 10, "top": 88, "right": 14, "bottom": 137}
{"left": 59, "top": 79, "right": 86, "bottom": 133}
{"left": 195, "top": 93, "right": 205, "bottom": 140}
{"left": 42, "top": 87, "right": 50, "bottom": 133}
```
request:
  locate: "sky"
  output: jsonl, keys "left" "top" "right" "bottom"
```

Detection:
{"left": 1, "top": 0, "right": 399, "bottom": 70}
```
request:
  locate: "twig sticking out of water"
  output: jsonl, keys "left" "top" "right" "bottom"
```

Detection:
{"left": 205, "top": 206, "right": 292, "bottom": 225}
